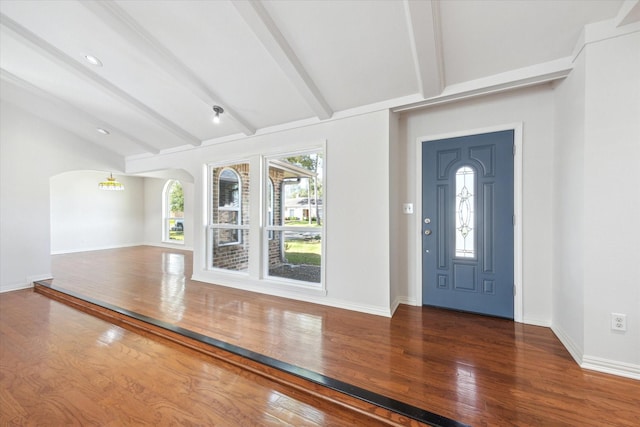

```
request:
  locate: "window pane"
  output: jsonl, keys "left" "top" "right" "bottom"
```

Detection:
{"left": 165, "top": 180, "right": 184, "bottom": 243}
{"left": 219, "top": 169, "right": 240, "bottom": 208}
{"left": 455, "top": 166, "right": 475, "bottom": 258}
{"left": 212, "top": 229, "right": 249, "bottom": 271}
{"left": 168, "top": 219, "right": 184, "bottom": 241}
{"left": 268, "top": 153, "right": 323, "bottom": 227}
{"left": 267, "top": 230, "right": 321, "bottom": 283}
{"left": 211, "top": 164, "right": 248, "bottom": 226}
{"left": 218, "top": 210, "right": 238, "bottom": 226}
{"left": 266, "top": 151, "right": 323, "bottom": 285}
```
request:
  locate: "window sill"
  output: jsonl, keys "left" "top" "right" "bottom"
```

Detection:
{"left": 192, "top": 270, "right": 327, "bottom": 298}
{"left": 162, "top": 240, "right": 185, "bottom": 245}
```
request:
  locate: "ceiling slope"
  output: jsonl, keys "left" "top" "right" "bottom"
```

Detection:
{"left": 0, "top": 0, "right": 627, "bottom": 159}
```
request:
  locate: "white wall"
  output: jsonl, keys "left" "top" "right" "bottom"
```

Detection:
{"left": 397, "top": 85, "right": 556, "bottom": 326}
{"left": 50, "top": 171, "right": 145, "bottom": 254}
{"left": 551, "top": 51, "right": 586, "bottom": 361}
{"left": 128, "top": 110, "right": 392, "bottom": 315}
{"left": 552, "top": 27, "right": 639, "bottom": 378}
{"left": 0, "top": 101, "right": 123, "bottom": 292}
{"left": 389, "top": 110, "right": 405, "bottom": 312}
{"left": 582, "top": 31, "right": 640, "bottom": 372}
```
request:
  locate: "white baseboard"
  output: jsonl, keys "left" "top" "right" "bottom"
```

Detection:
{"left": 551, "top": 324, "right": 584, "bottom": 365}
{"left": 581, "top": 356, "right": 640, "bottom": 380}
{"left": 523, "top": 316, "right": 551, "bottom": 327}
{"left": 396, "top": 296, "right": 418, "bottom": 306}
{"left": 51, "top": 243, "right": 145, "bottom": 255}
{"left": 192, "top": 272, "right": 392, "bottom": 317}
{"left": 551, "top": 325, "right": 640, "bottom": 380}
{"left": 144, "top": 242, "right": 194, "bottom": 251}
{"left": 52, "top": 243, "right": 194, "bottom": 255}
{"left": 390, "top": 297, "right": 401, "bottom": 315}
{"left": 1, "top": 273, "right": 52, "bottom": 293}
{"left": 0, "top": 282, "right": 34, "bottom": 293}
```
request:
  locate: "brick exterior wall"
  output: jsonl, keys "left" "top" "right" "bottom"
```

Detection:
{"left": 268, "top": 168, "right": 285, "bottom": 268}
{"left": 210, "top": 164, "right": 289, "bottom": 271}
{"left": 211, "top": 164, "right": 250, "bottom": 271}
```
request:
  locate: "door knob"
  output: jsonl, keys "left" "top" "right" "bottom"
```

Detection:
{"left": 424, "top": 229, "right": 432, "bottom": 236}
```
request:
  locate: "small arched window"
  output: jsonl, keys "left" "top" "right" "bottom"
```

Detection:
{"left": 218, "top": 168, "right": 241, "bottom": 245}
{"left": 163, "top": 180, "right": 184, "bottom": 243}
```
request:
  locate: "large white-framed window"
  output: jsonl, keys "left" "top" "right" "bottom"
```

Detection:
{"left": 208, "top": 162, "right": 250, "bottom": 272}
{"left": 163, "top": 179, "right": 184, "bottom": 244}
{"left": 205, "top": 147, "right": 324, "bottom": 289}
{"left": 264, "top": 150, "right": 324, "bottom": 285}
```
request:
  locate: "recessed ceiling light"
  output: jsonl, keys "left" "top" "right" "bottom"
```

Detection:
{"left": 84, "top": 55, "right": 103, "bottom": 67}
{"left": 96, "top": 128, "right": 110, "bottom": 135}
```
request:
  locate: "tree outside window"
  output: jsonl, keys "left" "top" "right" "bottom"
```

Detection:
{"left": 164, "top": 180, "right": 184, "bottom": 242}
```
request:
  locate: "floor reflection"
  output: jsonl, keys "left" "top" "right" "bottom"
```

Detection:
{"left": 455, "top": 364, "right": 478, "bottom": 408}
{"left": 97, "top": 326, "right": 124, "bottom": 346}
{"left": 160, "top": 252, "right": 186, "bottom": 322}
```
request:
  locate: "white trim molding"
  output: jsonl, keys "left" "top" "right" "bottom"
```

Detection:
{"left": 551, "top": 325, "right": 584, "bottom": 366}
{"left": 1, "top": 281, "right": 35, "bottom": 293}
{"left": 582, "top": 356, "right": 640, "bottom": 381}
{"left": 0, "top": 273, "right": 53, "bottom": 293}
{"left": 50, "top": 242, "right": 147, "bottom": 255}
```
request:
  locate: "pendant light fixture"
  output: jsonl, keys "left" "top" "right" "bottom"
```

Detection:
{"left": 98, "top": 173, "right": 125, "bottom": 191}
{"left": 212, "top": 105, "right": 224, "bottom": 124}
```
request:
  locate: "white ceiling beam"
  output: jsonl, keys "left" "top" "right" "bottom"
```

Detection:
{"left": 1, "top": 68, "right": 161, "bottom": 155}
{"left": 615, "top": 0, "right": 640, "bottom": 27}
{"left": 232, "top": 1, "right": 333, "bottom": 121}
{"left": 0, "top": 13, "right": 201, "bottom": 147}
{"left": 403, "top": 0, "right": 445, "bottom": 98}
{"left": 393, "top": 57, "right": 573, "bottom": 113}
{"left": 80, "top": 0, "right": 256, "bottom": 136}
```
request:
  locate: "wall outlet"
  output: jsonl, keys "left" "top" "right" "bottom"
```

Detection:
{"left": 611, "top": 313, "right": 627, "bottom": 331}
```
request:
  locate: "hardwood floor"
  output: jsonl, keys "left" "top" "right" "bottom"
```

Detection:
{"left": 0, "top": 290, "right": 391, "bottom": 426}
{"left": 10, "top": 246, "right": 640, "bottom": 426}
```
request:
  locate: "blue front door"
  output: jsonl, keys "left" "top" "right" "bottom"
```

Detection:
{"left": 422, "top": 130, "right": 514, "bottom": 318}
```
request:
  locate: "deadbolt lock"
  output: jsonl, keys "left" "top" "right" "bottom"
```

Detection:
{"left": 424, "top": 218, "right": 431, "bottom": 224}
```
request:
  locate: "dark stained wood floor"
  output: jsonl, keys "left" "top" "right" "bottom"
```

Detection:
{"left": 0, "top": 289, "right": 391, "bottom": 426}
{"left": 13, "top": 246, "right": 640, "bottom": 426}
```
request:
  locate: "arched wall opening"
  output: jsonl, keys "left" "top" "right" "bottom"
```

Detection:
{"left": 50, "top": 169, "right": 194, "bottom": 254}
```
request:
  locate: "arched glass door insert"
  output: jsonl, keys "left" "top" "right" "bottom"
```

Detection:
{"left": 455, "top": 166, "right": 475, "bottom": 258}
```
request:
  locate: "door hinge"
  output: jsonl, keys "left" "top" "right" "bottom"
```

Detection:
{"left": 514, "top": 285, "right": 516, "bottom": 295}
{"left": 512, "top": 214, "right": 516, "bottom": 226}
{"left": 513, "top": 144, "right": 516, "bottom": 156}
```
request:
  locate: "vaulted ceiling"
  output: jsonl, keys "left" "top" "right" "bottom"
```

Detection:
{"left": 0, "top": 0, "right": 630, "bottom": 159}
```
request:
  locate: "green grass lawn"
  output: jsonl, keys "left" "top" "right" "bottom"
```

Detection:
{"left": 285, "top": 239, "right": 321, "bottom": 265}
{"left": 169, "top": 231, "right": 184, "bottom": 241}
{"left": 284, "top": 219, "right": 321, "bottom": 227}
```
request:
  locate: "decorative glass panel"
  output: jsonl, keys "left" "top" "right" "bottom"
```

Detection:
{"left": 455, "top": 166, "right": 475, "bottom": 258}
